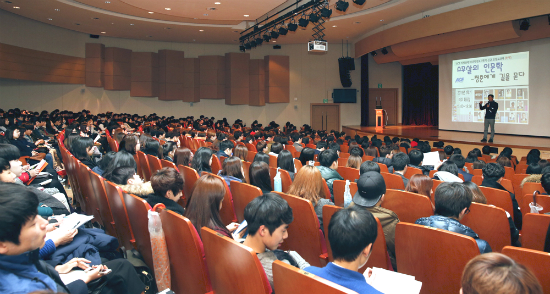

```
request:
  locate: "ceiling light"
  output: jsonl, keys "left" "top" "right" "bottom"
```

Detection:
{"left": 270, "top": 31, "right": 279, "bottom": 39}
{"left": 256, "top": 37, "right": 264, "bottom": 45}
{"left": 165, "top": 7, "right": 171, "bottom": 10}
{"left": 13, "top": 6, "right": 19, "bottom": 9}
{"left": 381, "top": 47, "right": 388, "bottom": 55}
{"left": 250, "top": 40, "right": 256, "bottom": 48}
{"left": 380, "top": 19, "right": 384, "bottom": 22}
{"left": 130, "top": 23, "right": 134, "bottom": 25}
{"left": 105, "top": 1, "right": 110, "bottom": 3}
{"left": 47, "top": 18, "right": 53, "bottom": 21}
{"left": 272, "top": 41, "right": 276, "bottom": 43}
{"left": 309, "top": 12, "right": 320, "bottom": 23}
{"left": 298, "top": 15, "right": 309, "bottom": 27}
{"left": 101, "top": 32, "right": 106, "bottom": 34}
{"left": 519, "top": 19, "right": 530, "bottom": 31}
{"left": 332, "top": 25, "right": 337, "bottom": 27}
{"left": 335, "top": 0, "right": 349, "bottom": 12}
{"left": 245, "top": 43, "right": 251, "bottom": 50}
{"left": 278, "top": 26, "right": 288, "bottom": 35}
{"left": 214, "top": 2, "right": 221, "bottom": 4}
{"left": 320, "top": 7, "right": 332, "bottom": 18}
{"left": 54, "top": 9, "right": 60, "bottom": 11}
{"left": 203, "top": 14, "right": 208, "bottom": 16}
{"left": 199, "top": 29, "right": 204, "bottom": 32}
{"left": 244, "top": 15, "right": 249, "bottom": 17}
{"left": 370, "top": 51, "right": 377, "bottom": 56}
{"left": 353, "top": 0, "right": 366, "bottom": 5}
{"left": 263, "top": 33, "right": 271, "bottom": 42}
{"left": 287, "top": 23, "right": 298, "bottom": 31}
{"left": 148, "top": 12, "right": 154, "bottom": 14}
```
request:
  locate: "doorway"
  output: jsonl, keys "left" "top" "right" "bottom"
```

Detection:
{"left": 311, "top": 103, "right": 340, "bottom": 131}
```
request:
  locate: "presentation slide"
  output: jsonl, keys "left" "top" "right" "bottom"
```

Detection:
{"left": 451, "top": 52, "right": 529, "bottom": 124}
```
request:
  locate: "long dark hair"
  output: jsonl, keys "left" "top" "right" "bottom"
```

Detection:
{"left": 191, "top": 147, "right": 213, "bottom": 174}
{"left": 102, "top": 151, "right": 137, "bottom": 180}
{"left": 119, "top": 135, "right": 139, "bottom": 155}
{"left": 298, "top": 147, "right": 315, "bottom": 166}
{"left": 253, "top": 152, "right": 270, "bottom": 165}
{"left": 220, "top": 156, "right": 245, "bottom": 181}
{"left": 72, "top": 136, "right": 94, "bottom": 161}
{"left": 143, "top": 139, "right": 161, "bottom": 158}
{"left": 277, "top": 150, "right": 294, "bottom": 173}
{"left": 184, "top": 174, "right": 229, "bottom": 237}
{"left": 174, "top": 147, "right": 193, "bottom": 167}
{"left": 250, "top": 161, "right": 272, "bottom": 192}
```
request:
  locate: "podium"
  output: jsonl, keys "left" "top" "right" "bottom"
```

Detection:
{"left": 375, "top": 108, "right": 384, "bottom": 130}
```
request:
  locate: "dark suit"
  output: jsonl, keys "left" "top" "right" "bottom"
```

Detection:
{"left": 457, "top": 168, "right": 473, "bottom": 182}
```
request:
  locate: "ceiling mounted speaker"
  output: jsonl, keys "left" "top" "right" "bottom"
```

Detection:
{"left": 335, "top": 0, "right": 349, "bottom": 12}
{"left": 353, "top": 0, "right": 366, "bottom": 5}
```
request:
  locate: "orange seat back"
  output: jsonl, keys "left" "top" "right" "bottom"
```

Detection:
{"left": 246, "top": 151, "right": 257, "bottom": 162}
{"left": 500, "top": 178, "right": 514, "bottom": 194}
{"left": 522, "top": 193, "right": 550, "bottom": 218}
{"left": 322, "top": 178, "right": 331, "bottom": 200}
{"left": 122, "top": 193, "right": 154, "bottom": 270}
{"left": 160, "top": 210, "right": 211, "bottom": 294}
{"left": 521, "top": 213, "right": 550, "bottom": 251}
{"left": 461, "top": 203, "right": 510, "bottom": 252}
{"left": 472, "top": 169, "right": 482, "bottom": 176}
{"left": 376, "top": 162, "right": 389, "bottom": 173}
{"left": 380, "top": 172, "right": 405, "bottom": 190}
{"left": 382, "top": 189, "right": 433, "bottom": 223}
{"left": 245, "top": 143, "right": 257, "bottom": 152}
{"left": 146, "top": 154, "right": 162, "bottom": 176}
{"left": 104, "top": 181, "right": 135, "bottom": 250}
{"left": 179, "top": 165, "right": 200, "bottom": 207}
{"left": 515, "top": 163, "right": 528, "bottom": 174}
{"left": 77, "top": 163, "right": 101, "bottom": 223}
{"left": 332, "top": 180, "right": 357, "bottom": 207}
{"left": 160, "top": 159, "right": 178, "bottom": 171}
{"left": 471, "top": 175, "right": 483, "bottom": 186}
{"left": 285, "top": 144, "right": 297, "bottom": 154}
{"left": 403, "top": 166, "right": 423, "bottom": 179}
{"left": 511, "top": 173, "right": 529, "bottom": 198}
{"left": 211, "top": 154, "right": 222, "bottom": 175}
{"left": 396, "top": 223, "right": 479, "bottom": 294}
{"left": 137, "top": 151, "right": 152, "bottom": 181}
{"left": 504, "top": 166, "right": 515, "bottom": 180}
{"left": 230, "top": 181, "right": 262, "bottom": 223}
{"left": 201, "top": 227, "right": 271, "bottom": 294}
{"left": 502, "top": 246, "right": 550, "bottom": 294}
{"left": 294, "top": 158, "right": 303, "bottom": 173}
{"left": 337, "top": 166, "right": 360, "bottom": 182}
{"left": 269, "top": 154, "right": 278, "bottom": 168}
{"left": 479, "top": 186, "right": 514, "bottom": 221}
{"left": 89, "top": 171, "right": 117, "bottom": 239}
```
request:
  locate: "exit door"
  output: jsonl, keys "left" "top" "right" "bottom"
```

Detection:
{"left": 311, "top": 104, "right": 340, "bottom": 131}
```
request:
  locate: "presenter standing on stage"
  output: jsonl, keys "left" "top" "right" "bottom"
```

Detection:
{"left": 480, "top": 94, "right": 498, "bottom": 143}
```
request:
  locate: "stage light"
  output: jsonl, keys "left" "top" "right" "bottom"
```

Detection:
{"left": 263, "top": 33, "right": 271, "bottom": 42}
{"left": 309, "top": 12, "right": 320, "bottom": 23}
{"left": 381, "top": 47, "right": 388, "bottom": 55}
{"left": 278, "top": 26, "right": 288, "bottom": 35}
{"left": 321, "top": 7, "right": 332, "bottom": 18}
{"left": 519, "top": 19, "right": 530, "bottom": 31}
{"left": 239, "top": 45, "right": 246, "bottom": 52}
{"left": 370, "top": 51, "right": 377, "bottom": 56}
{"left": 298, "top": 15, "right": 309, "bottom": 27}
{"left": 256, "top": 37, "right": 264, "bottom": 45}
{"left": 288, "top": 22, "right": 298, "bottom": 31}
{"left": 353, "top": 0, "right": 366, "bottom": 5}
{"left": 335, "top": 0, "right": 349, "bottom": 12}
{"left": 245, "top": 42, "right": 252, "bottom": 50}
{"left": 270, "top": 30, "right": 279, "bottom": 39}
{"left": 250, "top": 40, "right": 257, "bottom": 48}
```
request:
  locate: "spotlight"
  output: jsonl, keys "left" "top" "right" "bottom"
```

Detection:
{"left": 256, "top": 37, "right": 264, "bottom": 45}
{"left": 519, "top": 19, "right": 530, "bottom": 31}
{"left": 270, "top": 30, "right": 279, "bottom": 39}
{"left": 239, "top": 45, "right": 246, "bottom": 52}
{"left": 320, "top": 7, "right": 332, "bottom": 18}
{"left": 288, "top": 22, "right": 298, "bottom": 31}
{"left": 263, "top": 33, "right": 271, "bottom": 42}
{"left": 298, "top": 17, "right": 309, "bottom": 27}
{"left": 353, "top": 0, "right": 366, "bottom": 5}
{"left": 278, "top": 26, "right": 288, "bottom": 35}
{"left": 309, "top": 12, "right": 320, "bottom": 23}
{"left": 245, "top": 43, "right": 252, "bottom": 50}
{"left": 250, "top": 40, "right": 256, "bottom": 48}
{"left": 335, "top": 0, "right": 349, "bottom": 12}
{"left": 381, "top": 47, "right": 388, "bottom": 55}
{"left": 370, "top": 51, "right": 377, "bottom": 56}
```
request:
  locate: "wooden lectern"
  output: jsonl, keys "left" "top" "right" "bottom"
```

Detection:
{"left": 376, "top": 109, "right": 384, "bottom": 130}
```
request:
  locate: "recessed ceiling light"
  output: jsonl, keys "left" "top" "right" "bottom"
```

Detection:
{"left": 130, "top": 23, "right": 134, "bottom": 25}
{"left": 380, "top": 19, "right": 384, "bottom": 22}
{"left": 332, "top": 25, "right": 337, "bottom": 27}
{"left": 54, "top": 8, "right": 60, "bottom": 11}
{"left": 13, "top": 6, "right": 19, "bottom": 9}
{"left": 165, "top": 7, "right": 171, "bottom": 10}
{"left": 203, "top": 13, "right": 208, "bottom": 16}
{"left": 214, "top": 2, "right": 221, "bottom": 4}
{"left": 199, "top": 29, "right": 204, "bottom": 32}
{"left": 47, "top": 18, "right": 53, "bottom": 20}
{"left": 105, "top": 1, "right": 110, "bottom": 3}
{"left": 272, "top": 40, "right": 276, "bottom": 43}
{"left": 148, "top": 11, "right": 154, "bottom": 14}
{"left": 244, "top": 14, "right": 249, "bottom": 17}
{"left": 101, "top": 32, "right": 106, "bottom": 34}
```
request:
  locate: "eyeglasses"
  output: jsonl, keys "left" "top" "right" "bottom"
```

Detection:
{"left": 464, "top": 208, "right": 470, "bottom": 215}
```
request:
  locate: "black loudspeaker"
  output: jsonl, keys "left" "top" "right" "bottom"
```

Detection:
{"left": 338, "top": 57, "right": 355, "bottom": 88}
{"left": 89, "top": 34, "right": 100, "bottom": 39}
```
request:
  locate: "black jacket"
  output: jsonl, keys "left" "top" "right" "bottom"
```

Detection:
{"left": 481, "top": 178, "right": 522, "bottom": 230}
{"left": 416, "top": 215, "right": 492, "bottom": 254}
{"left": 143, "top": 194, "right": 185, "bottom": 216}
{"left": 480, "top": 100, "right": 498, "bottom": 119}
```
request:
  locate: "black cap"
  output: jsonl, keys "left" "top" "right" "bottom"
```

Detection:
{"left": 353, "top": 171, "right": 386, "bottom": 208}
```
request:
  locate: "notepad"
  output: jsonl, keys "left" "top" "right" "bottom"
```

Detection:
{"left": 364, "top": 267, "right": 422, "bottom": 294}
{"left": 422, "top": 151, "right": 442, "bottom": 167}
{"left": 58, "top": 213, "right": 94, "bottom": 230}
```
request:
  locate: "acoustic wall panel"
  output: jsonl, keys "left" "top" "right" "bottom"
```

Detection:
{"left": 85, "top": 43, "right": 105, "bottom": 87}
{"left": 104, "top": 47, "right": 131, "bottom": 90}
{"left": 249, "top": 59, "right": 266, "bottom": 106}
{"left": 225, "top": 52, "right": 250, "bottom": 105}
{"left": 158, "top": 49, "right": 185, "bottom": 101}
{"left": 264, "top": 55, "right": 289, "bottom": 103}
{"left": 183, "top": 58, "right": 200, "bottom": 102}
{"left": 199, "top": 55, "right": 225, "bottom": 99}
{"left": 130, "top": 52, "right": 158, "bottom": 97}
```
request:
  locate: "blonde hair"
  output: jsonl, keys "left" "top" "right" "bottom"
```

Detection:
{"left": 287, "top": 165, "right": 325, "bottom": 206}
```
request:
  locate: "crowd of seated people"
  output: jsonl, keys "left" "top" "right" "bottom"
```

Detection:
{"left": 1, "top": 107, "right": 549, "bottom": 293}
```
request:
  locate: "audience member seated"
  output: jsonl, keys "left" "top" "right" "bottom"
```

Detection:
{"left": 217, "top": 140, "right": 234, "bottom": 159}
{"left": 253, "top": 152, "right": 270, "bottom": 165}
{"left": 256, "top": 141, "right": 268, "bottom": 154}
{"left": 351, "top": 171, "right": 398, "bottom": 270}
{"left": 450, "top": 154, "right": 473, "bottom": 182}
{"left": 496, "top": 156, "right": 512, "bottom": 168}
{"left": 145, "top": 167, "right": 185, "bottom": 215}
{"left": 372, "top": 145, "right": 394, "bottom": 173}
{"left": 269, "top": 142, "right": 283, "bottom": 157}
{"left": 359, "top": 161, "right": 380, "bottom": 175}
{"left": 118, "top": 134, "right": 140, "bottom": 155}
{"left": 0, "top": 183, "right": 145, "bottom": 294}
{"left": 315, "top": 141, "right": 327, "bottom": 155}
{"left": 5, "top": 127, "right": 55, "bottom": 170}
{"left": 444, "top": 145, "right": 454, "bottom": 157}
{"left": 242, "top": 193, "right": 310, "bottom": 289}
{"left": 305, "top": 206, "right": 383, "bottom": 294}
{"left": 473, "top": 160, "right": 486, "bottom": 171}
{"left": 92, "top": 151, "right": 115, "bottom": 176}
{"left": 185, "top": 174, "right": 238, "bottom": 238}
{"left": 218, "top": 156, "right": 245, "bottom": 188}
{"left": 405, "top": 174, "right": 434, "bottom": 204}
{"left": 234, "top": 144, "right": 248, "bottom": 161}
{"left": 415, "top": 182, "right": 492, "bottom": 253}
{"left": 346, "top": 147, "right": 363, "bottom": 169}
{"left": 463, "top": 181, "right": 520, "bottom": 246}
{"left": 391, "top": 152, "right": 410, "bottom": 188}
{"left": 288, "top": 165, "right": 334, "bottom": 232}
{"left": 249, "top": 161, "right": 273, "bottom": 194}
{"left": 481, "top": 163, "right": 522, "bottom": 230}
{"left": 291, "top": 133, "right": 303, "bottom": 153}
{"left": 465, "top": 150, "right": 480, "bottom": 163}
{"left": 109, "top": 166, "right": 153, "bottom": 199}
{"left": 162, "top": 141, "right": 177, "bottom": 163}
{"left": 407, "top": 149, "right": 430, "bottom": 176}
{"left": 72, "top": 136, "right": 99, "bottom": 169}
{"left": 316, "top": 149, "right": 343, "bottom": 200}
{"left": 526, "top": 163, "right": 543, "bottom": 175}
{"left": 298, "top": 147, "right": 315, "bottom": 166}
{"left": 191, "top": 147, "right": 214, "bottom": 174}
{"left": 461, "top": 253, "right": 542, "bottom": 294}
{"left": 433, "top": 161, "right": 463, "bottom": 182}
{"left": 173, "top": 147, "right": 193, "bottom": 167}
{"left": 542, "top": 173, "right": 550, "bottom": 195}
{"left": 277, "top": 150, "right": 295, "bottom": 180}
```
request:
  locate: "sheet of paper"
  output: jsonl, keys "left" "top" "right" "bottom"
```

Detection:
{"left": 58, "top": 213, "right": 94, "bottom": 230}
{"left": 60, "top": 269, "right": 87, "bottom": 285}
{"left": 364, "top": 267, "right": 422, "bottom": 294}
{"left": 422, "top": 151, "right": 441, "bottom": 167}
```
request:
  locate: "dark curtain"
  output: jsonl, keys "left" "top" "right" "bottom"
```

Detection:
{"left": 402, "top": 62, "right": 439, "bottom": 126}
{"left": 360, "top": 55, "right": 369, "bottom": 126}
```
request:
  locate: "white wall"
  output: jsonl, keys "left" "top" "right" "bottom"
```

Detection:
{"left": 0, "top": 10, "right": 368, "bottom": 129}
{"left": 368, "top": 54, "right": 403, "bottom": 124}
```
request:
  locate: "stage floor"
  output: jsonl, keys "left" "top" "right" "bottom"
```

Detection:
{"left": 342, "top": 125, "right": 550, "bottom": 152}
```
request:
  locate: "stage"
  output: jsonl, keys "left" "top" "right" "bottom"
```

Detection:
{"left": 342, "top": 125, "right": 550, "bottom": 158}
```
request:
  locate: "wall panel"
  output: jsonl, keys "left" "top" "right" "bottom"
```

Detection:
{"left": 85, "top": 43, "right": 104, "bottom": 87}
{"left": 130, "top": 52, "right": 158, "bottom": 97}
{"left": 265, "top": 55, "right": 289, "bottom": 103}
{"left": 199, "top": 55, "right": 225, "bottom": 99}
{"left": 104, "top": 47, "right": 131, "bottom": 90}
{"left": 182, "top": 58, "right": 200, "bottom": 102}
{"left": 225, "top": 52, "right": 250, "bottom": 105}
{"left": 158, "top": 49, "right": 185, "bottom": 101}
